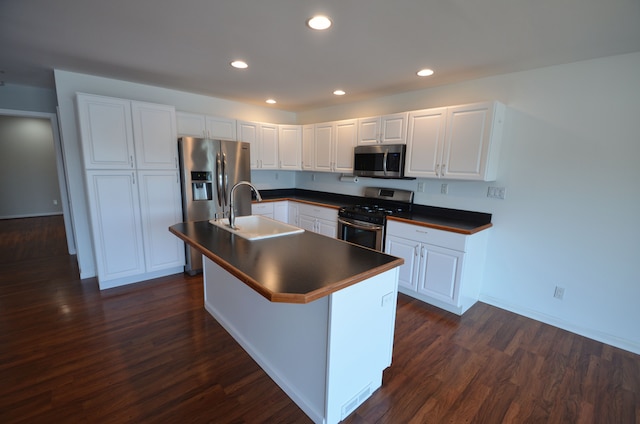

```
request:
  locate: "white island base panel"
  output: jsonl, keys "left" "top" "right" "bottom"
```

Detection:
{"left": 203, "top": 257, "right": 399, "bottom": 424}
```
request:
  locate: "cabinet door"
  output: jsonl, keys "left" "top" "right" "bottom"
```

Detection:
{"left": 298, "top": 214, "right": 317, "bottom": 232}
{"left": 77, "top": 94, "right": 135, "bottom": 169}
{"left": 85, "top": 171, "right": 145, "bottom": 281}
{"left": 405, "top": 107, "right": 447, "bottom": 178}
{"left": 385, "top": 235, "right": 419, "bottom": 291}
{"left": 380, "top": 113, "right": 408, "bottom": 144}
{"left": 176, "top": 112, "right": 206, "bottom": 137}
{"left": 334, "top": 119, "right": 357, "bottom": 172}
{"left": 273, "top": 201, "right": 289, "bottom": 223}
{"left": 301, "top": 125, "right": 315, "bottom": 171}
{"left": 358, "top": 117, "right": 380, "bottom": 145}
{"left": 314, "top": 123, "right": 333, "bottom": 172}
{"left": 131, "top": 101, "right": 177, "bottom": 170}
{"left": 417, "top": 244, "right": 463, "bottom": 305}
{"left": 278, "top": 125, "right": 301, "bottom": 170}
{"left": 259, "top": 123, "right": 279, "bottom": 169}
{"left": 237, "top": 121, "right": 259, "bottom": 169}
{"left": 205, "top": 116, "right": 236, "bottom": 140}
{"left": 138, "top": 170, "right": 185, "bottom": 272}
{"left": 442, "top": 102, "right": 504, "bottom": 181}
{"left": 288, "top": 202, "right": 299, "bottom": 226}
{"left": 317, "top": 218, "right": 337, "bottom": 238}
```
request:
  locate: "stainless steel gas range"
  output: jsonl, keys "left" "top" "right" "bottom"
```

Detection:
{"left": 337, "top": 187, "right": 414, "bottom": 251}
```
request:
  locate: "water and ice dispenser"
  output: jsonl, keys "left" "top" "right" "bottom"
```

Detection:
{"left": 191, "top": 171, "right": 213, "bottom": 201}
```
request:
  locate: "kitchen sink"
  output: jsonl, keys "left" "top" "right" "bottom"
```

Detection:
{"left": 209, "top": 215, "right": 304, "bottom": 240}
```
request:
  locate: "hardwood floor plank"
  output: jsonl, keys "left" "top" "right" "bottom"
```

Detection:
{"left": 1, "top": 216, "right": 639, "bottom": 423}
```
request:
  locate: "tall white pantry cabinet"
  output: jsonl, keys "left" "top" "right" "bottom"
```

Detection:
{"left": 77, "top": 93, "right": 185, "bottom": 289}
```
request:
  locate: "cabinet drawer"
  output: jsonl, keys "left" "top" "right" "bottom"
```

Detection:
{"left": 296, "top": 203, "right": 338, "bottom": 222}
{"left": 386, "top": 220, "right": 467, "bottom": 251}
{"left": 252, "top": 202, "right": 274, "bottom": 216}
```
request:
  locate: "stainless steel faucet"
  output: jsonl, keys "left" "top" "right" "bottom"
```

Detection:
{"left": 228, "top": 181, "right": 262, "bottom": 229}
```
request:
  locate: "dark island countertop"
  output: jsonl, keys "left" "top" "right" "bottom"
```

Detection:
{"left": 169, "top": 220, "right": 403, "bottom": 304}
{"left": 257, "top": 188, "right": 493, "bottom": 235}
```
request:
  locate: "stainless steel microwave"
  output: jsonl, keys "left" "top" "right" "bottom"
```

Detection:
{"left": 353, "top": 144, "right": 407, "bottom": 178}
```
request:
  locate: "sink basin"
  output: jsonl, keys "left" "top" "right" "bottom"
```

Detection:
{"left": 209, "top": 215, "right": 304, "bottom": 240}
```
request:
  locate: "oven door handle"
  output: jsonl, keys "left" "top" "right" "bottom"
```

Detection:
{"left": 338, "top": 217, "right": 383, "bottom": 231}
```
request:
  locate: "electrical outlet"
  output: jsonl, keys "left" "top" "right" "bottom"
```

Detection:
{"left": 53, "top": 199, "right": 58, "bottom": 205}
{"left": 274, "top": 172, "right": 279, "bottom": 180}
{"left": 417, "top": 182, "right": 425, "bottom": 192}
{"left": 441, "top": 183, "right": 448, "bottom": 195}
{"left": 553, "top": 286, "right": 565, "bottom": 300}
{"left": 487, "top": 186, "right": 506, "bottom": 199}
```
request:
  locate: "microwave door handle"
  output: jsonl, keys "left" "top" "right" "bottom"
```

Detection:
{"left": 338, "top": 218, "right": 383, "bottom": 231}
{"left": 383, "top": 148, "right": 388, "bottom": 176}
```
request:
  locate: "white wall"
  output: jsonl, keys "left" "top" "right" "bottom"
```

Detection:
{"left": 0, "top": 116, "right": 63, "bottom": 218}
{"left": 54, "top": 70, "right": 297, "bottom": 279}
{"left": 296, "top": 52, "right": 640, "bottom": 354}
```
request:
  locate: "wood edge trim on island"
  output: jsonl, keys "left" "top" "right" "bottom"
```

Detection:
{"left": 386, "top": 216, "right": 493, "bottom": 235}
{"left": 169, "top": 226, "right": 403, "bottom": 304}
{"left": 255, "top": 198, "right": 340, "bottom": 210}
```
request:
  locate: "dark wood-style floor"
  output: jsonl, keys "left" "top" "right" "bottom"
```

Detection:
{"left": 1, "top": 216, "right": 638, "bottom": 423}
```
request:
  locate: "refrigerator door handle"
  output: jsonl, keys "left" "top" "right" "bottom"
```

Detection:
{"left": 222, "top": 153, "right": 229, "bottom": 212}
{"left": 215, "top": 152, "right": 224, "bottom": 209}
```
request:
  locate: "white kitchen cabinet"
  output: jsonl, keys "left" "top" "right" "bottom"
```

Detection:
{"left": 176, "top": 111, "right": 236, "bottom": 140}
{"left": 288, "top": 202, "right": 299, "bottom": 226}
{"left": 405, "top": 107, "right": 447, "bottom": 178}
{"left": 301, "top": 125, "right": 315, "bottom": 171}
{"left": 385, "top": 220, "right": 488, "bottom": 315}
{"left": 297, "top": 203, "right": 338, "bottom": 238}
{"left": 138, "top": 170, "right": 185, "bottom": 272}
{"left": 85, "top": 170, "right": 146, "bottom": 282}
{"left": 77, "top": 94, "right": 135, "bottom": 169}
{"left": 252, "top": 201, "right": 289, "bottom": 223}
{"left": 131, "top": 101, "right": 178, "bottom": 170}
{"left": 313, "top": 119, "right": 357, "bottom": 173}
{"left": 405, "top": 101, "right": 505, "bottom": 181}
{"left": 358, "top": 113, "right": 408, "bottom": 145}
{"left": 278, "top": 125, "right": 301, "bottom": 170}
{"left": 237, "top": 120, "right": 279, "bottom": 169}
{"left": 77, "top": 93, "right": 185, "bottom": 289}
{"left": 252, "top": 202, "right": 274, "bottom": 218}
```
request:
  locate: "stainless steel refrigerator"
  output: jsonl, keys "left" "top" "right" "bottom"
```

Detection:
{"left": 178, "top": 137, "right": 252, "bottom": 274}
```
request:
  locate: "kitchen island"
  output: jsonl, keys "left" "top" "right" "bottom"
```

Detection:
{"left": 169, "top": 221, "right": 403, "bottom": 424}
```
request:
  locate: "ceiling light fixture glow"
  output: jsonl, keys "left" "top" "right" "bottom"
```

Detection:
{"left": 333, "top": 90, "right": 346, "bottom": 96}
{"left": 307, "top": 15, "right": 332, "bottom": 30}
{"left": 266, "top": 99, "right": 277, "bottom": 104}
{"left": 230, "top": 60, "right": 248, "bottom": 69}
{"left": 417, "top": 68, "right": 434, "bottom": 77}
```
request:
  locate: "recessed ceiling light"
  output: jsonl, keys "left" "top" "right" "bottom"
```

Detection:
{"left": 333, "top": 90, "right": 346, "bottom": 96}
{"left": 417, "top": 68, "right": 434, "bottom": 77}
{"left": 307, "top": 15, "right": 332, "bottom": 30}
{"left": 266, "top": 99, "right": 277, "bottom": 104}
{"left": 230, "top": 60, "right": 248, "bottom": 69}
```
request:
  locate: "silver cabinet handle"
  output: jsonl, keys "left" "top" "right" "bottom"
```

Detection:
{"left": 338, "top": 217, "right": 383, "bottom": 231}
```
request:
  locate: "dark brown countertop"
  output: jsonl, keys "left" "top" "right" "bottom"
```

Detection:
{"left": 257, "top": 189, "right": 492, "bottom": 235}
{"left": 169, "top": 220, "right": 403, "bottom": 304}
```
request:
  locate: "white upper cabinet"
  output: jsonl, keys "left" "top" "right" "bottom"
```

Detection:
{"left": 442, "top": 102, "right": 505, "bottom": 181}
{"left": 131, "top": 101, "right": 178, "bottom": 170}
{"left": 237, "top": 120, "right": 279, "bottom": 169}
{"left": 301, "top": 124, "right": 315, "bottom": 171}
{"left": 176, "top": 111, "right": 236, "bottom": 140}
{"left": 405, "top": 101, "right": 505, "bottom": 181}
{"left": 405, "top": 107, "right": 447, "bottom": 178}
{"left": 313, "top": 119, "right": 357, "bottom": 172}
{"left": 334, "top": 119, "right": 358, "bottom": 172}
{"left": 77, "top": 94, "right": 135, "bottom": 169}
{"left": 278, "top": 125, "right": 301, "bottom": 170}
{"left": 357, "top": 113, "right": 408, "bottom": 145}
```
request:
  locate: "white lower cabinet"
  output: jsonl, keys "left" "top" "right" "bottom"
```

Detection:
{"left": 252, "top": 201, "right": 289, "bottom": 223}
{"left": 85, "top": 171, "right": 147, "bottom": 283}
{"left": 385, "top": 220, "right": 488, "bottom": 315}
{"left": 138, "top": 170, "right": 185, "bottom": 272}
{"left": 296, "top": 203, "right": 338, "bottom": 238}
{"left": 85, "top": 170, "right": 184, "bottom": 289}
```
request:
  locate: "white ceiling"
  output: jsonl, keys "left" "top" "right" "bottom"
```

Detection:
{"left": 1, "top": 0, "right": 639, "bottom": 111}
